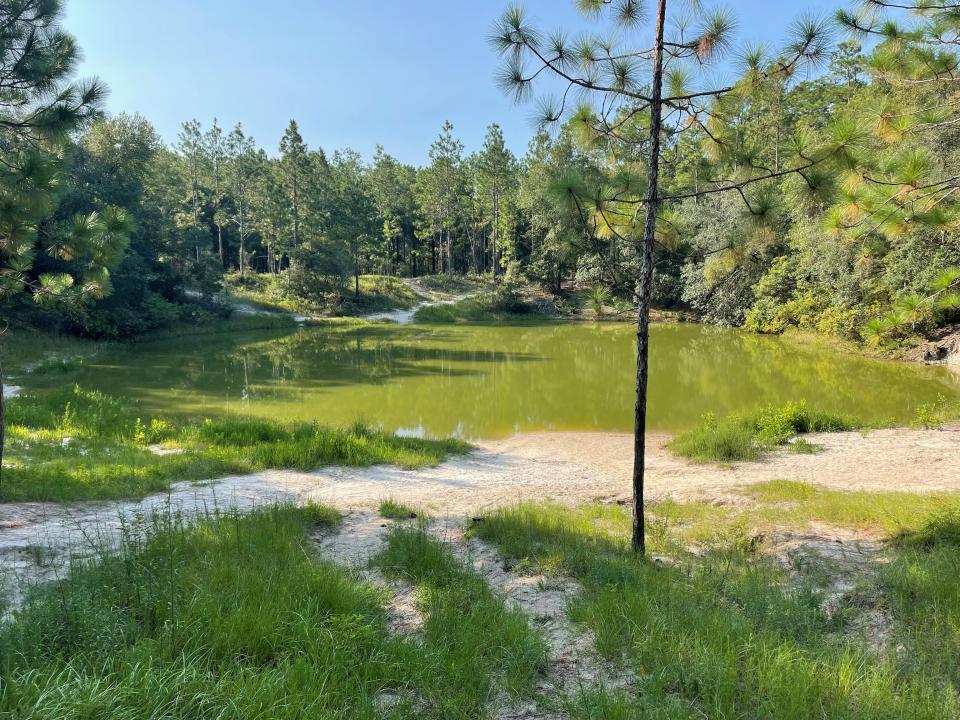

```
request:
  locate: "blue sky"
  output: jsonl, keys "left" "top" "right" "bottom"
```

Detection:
{"left": 65, "top": 0, "right": 846, "bottom": 165}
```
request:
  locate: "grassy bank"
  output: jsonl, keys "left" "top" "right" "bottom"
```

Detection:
{"left": 0, "top": 505, "right": 545, "bottom": 718}
{"left": 224, "top": 272, "right": 423, "bottom": 316}
{"left": 474, "top": 492, "right": 960, "bottom": 719}
{"left": 414, "top": 293, "right": 552, "bottom": 324}
{"left": 2, "top": 385, "right": 468, "bottom": 502}
{"left": 668, "top": 401, "right": 859, "bottom": 463}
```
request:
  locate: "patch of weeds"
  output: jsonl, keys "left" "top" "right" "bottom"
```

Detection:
{"left": 787, "top": 438, "right": 821, "bottom": 454}
{"left": 912, "top": 394, "right": 960, "bottom": 430}
{"left": 669, "top": 401, "right": 857, "bottom": 463}
{"left": 379, "top": 499, "right": 418, "bottom": 520}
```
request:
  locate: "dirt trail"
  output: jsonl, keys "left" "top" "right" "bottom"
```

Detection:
{"left": 3, "top": 427, "right": 959, "bottom": 607}
{"left": 364, "top": 278, "right": 477, "bottom": 324}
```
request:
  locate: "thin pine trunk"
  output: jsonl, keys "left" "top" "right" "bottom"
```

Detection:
{"left": 0, "top": 363, "right": 5, "bottom": 491}
{"left": 632, "top": 0, "right": 667, "bottom": 555}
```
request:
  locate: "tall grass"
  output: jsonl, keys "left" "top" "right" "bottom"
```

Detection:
{"left": 1, "top": 504, "right": 424, "bottom": 719}
{"left": 474, "top": 502, "right": 960, "bottom": 720}
{"left": 669, "top": 401, "right": 857, "bottom": 463}
{"left": 373, "top": 526, "right": 547, "bottom": 712}
{"left": 2, "top": 386, "right": 469, "bottom": 502}
{"left": 883, "top": 504, "right": 960, "bottom": 688}
{"left": 0, "top": 504, "right": 546, "bottom": 718}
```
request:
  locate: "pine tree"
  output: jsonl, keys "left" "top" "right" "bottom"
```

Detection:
{"left": 476, "top": 124, "right": 520, "bottom": 278}
{"left": 226, "top": 124, "right": 257, "bottom": 279}
{"left": 279, "top": 120, "right": 309, "bottom": 262}
{"left": 0, "top": 0, "right": 131, "bottom": 483}
{"left": 204, "top": 119, "right": 228, "bottom": 266}
{"left": 493, "top": 0, "right": 844, "bottom": 552}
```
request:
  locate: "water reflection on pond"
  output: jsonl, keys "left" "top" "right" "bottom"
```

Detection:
{"left": 44, "top": 322, "right": 960, "bottom": 439}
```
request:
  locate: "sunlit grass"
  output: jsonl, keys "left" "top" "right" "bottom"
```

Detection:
{"left": 379, "top": 498, "right": 419, "bottom": 520}
{"left": 372, "top": 526, "right": 547, "bottom": 710}
{"left": 474, "top": 500, "right": 960, "bottom": 719}
{"left": 0, "top": 503, "right": 545, "bottom": 719}
{"left": 669, "top": 401, "right": 858, "bottom": 463}
{"left": 2, "top": 386, "right": 470, "bottom": 502}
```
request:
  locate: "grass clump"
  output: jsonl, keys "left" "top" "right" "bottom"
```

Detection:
{"left": 475, "top": 502, "right": 960, "bottom": 719}
{"left": 2, "top": 386, "right": 470, "bottom": 502}
{"left": 414, "top": 274, "right": 486, "bottom": 295}
{"left": 379, "top": 498, "right": 419, "bottom": 520}
{"left": 669, "top": 401, "right": 857, "bottom": 463}
{"left": 372, "top": 527, "right": 547, "bottom": 712}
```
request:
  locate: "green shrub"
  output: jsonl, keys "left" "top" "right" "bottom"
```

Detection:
{"left": 670, "top": 402, "right": 857, "bottom": 463}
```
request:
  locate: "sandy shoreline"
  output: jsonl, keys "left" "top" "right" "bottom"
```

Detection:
{"left": 2, "top": 427, "right": 959, "bottom": 606}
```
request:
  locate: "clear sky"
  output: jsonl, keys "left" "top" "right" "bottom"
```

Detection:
{"left": 64, "top": 0, "right": 846, "bottom": 166}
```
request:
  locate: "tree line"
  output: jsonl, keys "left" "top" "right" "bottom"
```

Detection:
{"left": 2, "top": 0, "right": 959, "bottom": 351}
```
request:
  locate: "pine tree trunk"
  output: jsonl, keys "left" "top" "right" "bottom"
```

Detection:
{"left": 446, "top": 228, "right": 453, "bottom": 277}
{"left": 493, "top": 191, "right": 500, "bottom": 282}
{"left": 218, "top": 225, "right": 224, "bottom": 267}
{"left": 632, "top": 0, "right": 667, "bottom": 555}
{"left": 0, "top": 363, "right": 5, "bottom": 491}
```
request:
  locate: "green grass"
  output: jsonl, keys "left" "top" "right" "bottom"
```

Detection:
{"left": 0, "top": 504, "right": 546, "bottom": 719}
{"left": 473, "top": 501, "right": 960, "bottom": 719}
{"left": 414, "top": 274, "right": 487, "bottom": 295}
{"left": 882, "top": 505, "right": 960, "bottom": 689}
{"left": 224, "top": 272, "right": 423, "bottom": 316}
{"left": 669, "top": 401, "right": 858, "bottom": 463}
{"left": 2, "top": 385, "right": 470, "bottom": 502}
{"left": 645, "top": 480, "right": 960, "bottom": 545}
{"left": 379, "top": 499, "right": 419, "bottom": 520}
{"left": 413, "top": 293, "right": 548, "bottom": 324}
{"left": 352, "top": 275, "right": 420, "bottom": 311}
{"left": 372, "top": 526, "right": 547, "bottom": 712}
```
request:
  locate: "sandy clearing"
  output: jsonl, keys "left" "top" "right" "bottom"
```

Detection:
{"left": 2, "top": 427, "right": 959, "bottom": 607}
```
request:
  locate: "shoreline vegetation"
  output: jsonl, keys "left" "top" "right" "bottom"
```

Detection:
{"left": 1, "top": 384, "right": 468, "bottom": 503}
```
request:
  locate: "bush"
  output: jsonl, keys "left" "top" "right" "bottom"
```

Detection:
{"left": 670, "top": 402, "right": 857, "bottom": 463}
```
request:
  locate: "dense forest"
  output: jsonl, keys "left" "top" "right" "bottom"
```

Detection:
{"left": 1, "top": 0, "right": 959, "bottom": 350}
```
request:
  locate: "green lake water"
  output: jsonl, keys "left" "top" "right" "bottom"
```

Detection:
{"left": 40, "top": 322, "right": 960, "bottom": 440}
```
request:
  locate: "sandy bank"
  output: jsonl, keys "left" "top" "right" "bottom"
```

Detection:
{"left": 2, "top": 427, "right": 959, "bottom": 606}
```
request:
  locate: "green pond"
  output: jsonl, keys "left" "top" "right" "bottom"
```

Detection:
{"left": 39, "top": 322, "right": 960, "bottom": 440}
